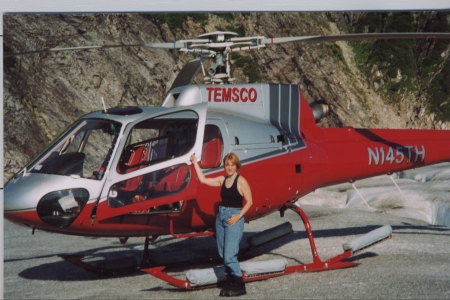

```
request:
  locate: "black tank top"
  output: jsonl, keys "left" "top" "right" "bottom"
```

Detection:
{"left": 220, "top": 174, "right": 244, "bottom": 208}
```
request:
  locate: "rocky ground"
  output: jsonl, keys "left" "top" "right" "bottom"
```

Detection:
{"left": 4, "top": 203, "right": 450, "bottom": 299}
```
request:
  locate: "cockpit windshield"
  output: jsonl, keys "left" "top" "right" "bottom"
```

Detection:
{"left": 27, "top": 119, "right": 122, "bottom": 180}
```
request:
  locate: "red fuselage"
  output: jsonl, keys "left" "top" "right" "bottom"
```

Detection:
{"left": 5, "top": 85, "right": 450, "bottom": 237}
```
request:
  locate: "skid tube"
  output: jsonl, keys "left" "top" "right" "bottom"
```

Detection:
{"left": 59, "top": 221, "right": 291, "bottom": 275}
{"left": 142, "top": 204, "right": 359, "bottom": 290}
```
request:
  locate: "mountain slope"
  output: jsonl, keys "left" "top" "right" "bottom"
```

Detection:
{"left": 3, "top": 12, "right": 449, "bottom": 182}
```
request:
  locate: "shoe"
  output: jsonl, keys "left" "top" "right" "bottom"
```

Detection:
{"left": 219, "top": 275, "right": 233, "bottom": 297}
{"left": 225, "top": 275, "right": 246, "bottom": 297}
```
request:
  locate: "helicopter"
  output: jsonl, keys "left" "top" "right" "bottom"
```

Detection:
{"left": 4, "top": 30, "right": 450, "bottom": 287}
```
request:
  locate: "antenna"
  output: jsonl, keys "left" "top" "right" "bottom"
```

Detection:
{"left": 101, "top": 97, "right": 107, "bottom": 113}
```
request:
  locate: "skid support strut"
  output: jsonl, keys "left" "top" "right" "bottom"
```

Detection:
{"left": 140, "top": 235, "right": 160, "bottom": 269}
{"left": 287, "top": 204, "right": 357, "bottom": 272}
{"left": 143, "top": 204, "right": 361, "bottom": 289}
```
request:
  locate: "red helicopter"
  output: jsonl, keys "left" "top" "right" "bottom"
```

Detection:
{"left": 4, "top": 30, "right": 450, "bottom": 288}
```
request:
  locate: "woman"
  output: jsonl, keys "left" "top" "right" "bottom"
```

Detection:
{"left": 190, "top": 152, "right": 253, "bottom": 297}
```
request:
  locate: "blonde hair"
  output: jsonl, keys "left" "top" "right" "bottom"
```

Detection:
{"left": 223, "top": 152, "right": 241, "bottom": 171}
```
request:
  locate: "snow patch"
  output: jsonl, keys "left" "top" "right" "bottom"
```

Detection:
{"left": 432, "top": 202, "right": 450, "bottom": 227}
{"left": 298, "top": 163, "right": 450, "bottom": 227}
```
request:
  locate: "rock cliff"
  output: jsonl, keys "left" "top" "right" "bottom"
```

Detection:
{"left": 3, "top": 13, "right": 449, "bottom": 182}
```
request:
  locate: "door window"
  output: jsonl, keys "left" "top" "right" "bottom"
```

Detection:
{"left": 108, "top": 163, "right": 190, "bottom": 209}
{"left": 117, "top": 111, "right": 198, "bottom": 174}
{"left": 108, "top": 111, "right": 199, "bottom": 209}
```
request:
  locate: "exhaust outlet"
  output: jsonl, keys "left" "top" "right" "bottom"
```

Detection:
{"left": 310, "top": 99, "right": 329, "bottom": 123}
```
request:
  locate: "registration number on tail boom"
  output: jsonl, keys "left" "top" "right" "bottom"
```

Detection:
{"left": 368, "top": 145, "right": 426, "bottom": 166}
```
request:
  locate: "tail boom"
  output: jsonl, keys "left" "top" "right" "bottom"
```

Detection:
{"left": 302, "top": 127, "right": 450, "bottom": 189}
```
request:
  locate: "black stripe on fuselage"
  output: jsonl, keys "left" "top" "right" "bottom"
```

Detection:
{"left": 279, "top": 84, "right": 291, "bottom": 135}
{"left": 289, "top": 85, "right": 300, "bottom": 137}
{"left": 269, "top": 84, "right": 280, "bottom": 130}
{"left": 269, "top": 84, "right": 300, "bottom": 137}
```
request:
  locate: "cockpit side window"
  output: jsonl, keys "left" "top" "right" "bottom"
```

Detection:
{"left": 117, "top": 113, "right": 198, "bottom": 174}
{"left": 109, "top": 111, "right": 198, "bottom": 210}
{"left": 199, "top": 125, "right": 223, "bottom": 169}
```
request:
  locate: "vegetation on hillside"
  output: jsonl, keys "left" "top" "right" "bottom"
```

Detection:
{"left": 232, "top": 53, "right": 263, "bottom": 83}
{"left": 347, "top": 12, "right": 450, "bottom": 122}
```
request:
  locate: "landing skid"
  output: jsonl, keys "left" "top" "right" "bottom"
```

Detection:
{"left": 142, "top": 205, "right": 393, "bottom": 289}
{"left": 59, "top": 205, "right": 391, "bottom": 279}
{"left": 59, "top": 222, "right": 293, "bottom": 275}
{"left": 58, "top": 221, "right": 292, "bottom": 275}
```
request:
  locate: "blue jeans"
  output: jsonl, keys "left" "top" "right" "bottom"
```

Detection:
{"left": 216, "top": 206, "right": 244, "bottom": 277}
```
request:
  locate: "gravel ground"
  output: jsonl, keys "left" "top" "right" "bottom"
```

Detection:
{"left": 4, "top": 204, "right": 450, "bottom": 299}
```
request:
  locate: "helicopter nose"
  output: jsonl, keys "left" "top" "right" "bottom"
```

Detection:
{"left": 4, "top": 176, "right": 39, "bottom": 212}
{"left": 4, "top": 177, "right": 41, "bottom": 227}
{"left": 4, "top": 174, "right": 91, "bottom": 229}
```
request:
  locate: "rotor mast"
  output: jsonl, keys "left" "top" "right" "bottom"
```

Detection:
{"left": 178, "top": 31, "right": 240, "bottom": 84}
{"left": 176, "top": 31, "right": 268, "bottom": 84}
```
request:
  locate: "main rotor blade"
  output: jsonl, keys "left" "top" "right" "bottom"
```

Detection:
{"left": 261, "top": 32, "right": 450, "bottom": 45}
{"left": 3, "top": 42, "right": 187, "bottom": 58}
{"left": 5, "top": 32, "right": 449, "bottom": 58}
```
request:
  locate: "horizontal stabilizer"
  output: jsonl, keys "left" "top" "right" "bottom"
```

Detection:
{"left": 342, "top": 225, "right": 392, "bottom": 253}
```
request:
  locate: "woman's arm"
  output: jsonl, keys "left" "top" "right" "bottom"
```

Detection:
{"left": 190, "top": 154, "right": 223, "bottom": 187}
